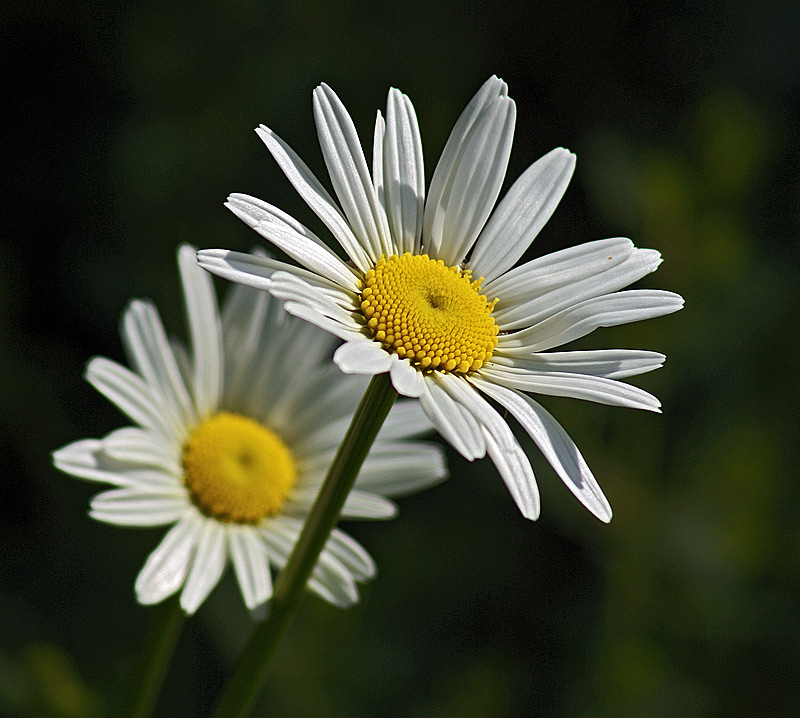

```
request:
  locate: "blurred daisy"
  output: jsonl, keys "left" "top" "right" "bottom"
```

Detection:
{"left": 53, "top": 245, "right": 446, "bottom": 615}
{"left": 198, "top": 77, "right": 683, "bottom": 523}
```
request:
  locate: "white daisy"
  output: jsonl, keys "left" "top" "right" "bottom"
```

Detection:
{"left": 52, "top": 244, "right": 446, "bottom": 615}
{"left": 198, "top": 77, "right": 683, "bottom": 523}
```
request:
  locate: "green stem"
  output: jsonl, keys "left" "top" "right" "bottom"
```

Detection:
{"left": 211, "top": 373, "right": 397, "bottom": 718}
{"left": 122, "top": 596, "right": 185, "bottom": 718}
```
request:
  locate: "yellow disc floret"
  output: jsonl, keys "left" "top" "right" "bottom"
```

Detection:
{"left": 359, "top": 253, "right": 499, "bottom": 373}
{"left": 182, "top": 412, "right": 296, "bottom": 524}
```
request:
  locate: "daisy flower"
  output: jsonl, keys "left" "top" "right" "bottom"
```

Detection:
{"left": 52, "top": 244, "right": 446, "bottom": 614}
{"left": 198, "top": 77, "right": 683, "bottom": 523}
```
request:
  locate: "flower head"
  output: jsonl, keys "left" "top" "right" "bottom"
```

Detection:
{"left": 53, "top": 245, "right": 446, "bottom": 614}
{"left": 198, "top": 77, "right": 683, "bottom": 523}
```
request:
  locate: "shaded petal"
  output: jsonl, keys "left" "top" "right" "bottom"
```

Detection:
{"left": 53, "top": 439, "right": 131, "bottom": 486}
{"left": 198, "top": 247, "right": 351, "bottom": 300}
{"left": 472, "top": 378, "right": 611, "bottom": 521}
{"left": 313, "top": 84, "right": 392, "bottom": 261}
{"left": 478, "top": 365, "right": 662, "bottom": 412}
{"left": 418, "top": 379, "right": 486, "bottom": 460}
{"left": 283, "top": 301, "right": 364, "bottom": 344}
{"left": 102, "top": 427, "right": 180, "bottom": 473}
{"left": 135, "top": 513, "right": 201, "bottom": 605}
{"left": 470, "top": 148, "right": 576, "bottom": 282}
{"left": 489, "top": 349, "right": 666, "bottom": 379}
{"left": 388, "top": 356, "right": 425, "bottom": 397}
{"left": 267, "top": 270, "right": 358, "bottom": 318}
{"left": 324, "top": 529, "right": 376, "bottom": 581}
{"left": 436, "top": 373, "right": 539, "bottom": 520}
{"left": 340, "top": 490, "right": 398, "bottom": 519}
{"left": 84, "top": 357, "right": 177, "bottom": 440}
{"left": 180, "top": 520, "right": 228, "bottom": 614}
{"left": 229, "top": 527, "right": 272, "bottom": 610}
{"left": 260, "top": 517, "right": 359, "bottom": 607}
{"left": 178, "top": 244, "right": 222, "bottom": 418}
{"left": 493, "top": 246, "right": 664, "bottom": 330}
{"left": 287, "top": 487, "right": 397, "bottom": 520}
{"left": 483, "top": 237, "right": 632, "bottom": 298}
{"left": 334, "top": 339, "right": 393, "bottom": 375}
{"left": 287, "top": 368, "right": 366, "bottom": 447}
{"left": 423, "top": 76, "right": 507, "bottom": 261}
{"left": 424, "top": 93, "right": 516, "bottom": 265}
{"left": 372, "top": 109, "right": 385, "bottom": 212}
{"left": 376, "top": 400, "right": 435, "bottom": 440}
{"left": 497, "top": 290, "right": 684, "bottom": 353}
{"left": 225, "top": 194, "right": 359, "bottom": 290}
{"left": 355, "top": 442, "right": 447, "bottom": 496}
{"left": 383, "top": 88, "right": 424, "bottom": 255}
{"left": 89, "top": 487, "right": 187, "bottom": 527}
{"left": 121, "top": 300, "right": 195, "bottom": 430}
{"left": 255, "top": 125, "right": 373, "bottom": 271}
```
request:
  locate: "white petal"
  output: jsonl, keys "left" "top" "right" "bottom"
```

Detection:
{"left": 355, "top": 442, "right": 447, "bottom": 496}
{"left": 418, "top": 379, "right": 485, "bottom": 460}
{"left": 376, "top": 400, "right": 435, "bottom": 440}
{"left": 481, "top": 423, "right": 540, "bottom": 521}
{"left": 493, "top": 247, "right": 665, "bottom": 330}
{"left": 84, "top": 357, "right": 177, "bottom": 440}
{"left": 283, "top": 301, "right": 364, "bottom": 344}
{"left": 470, "top": 148, "right": 576, "bottom": 282}
{"left": 261, "top": 517, "right": 359, "bottom": 607}
{"left": 423, "top": 77, "right": 508, "bottom": 260}
{"left": 53, "top": 437, "right": 180, "bottom": 491}
{"left": 334, "top": 339, "right": 393, "bottom": 375}
{"left": 288, "top": 368, "right": 365, "bottom": 446}
{"left": 180, "top": 520, "right": 228, "bottom": 614}
{"left": 225, "top": 194, "right": 360, "bottom": 290}
{"left": 255, "top": 125, "right": 373, "bottom": 271}
{"left": 287, "top": 487, "right": 397, "bottom": 520}
{"left": 372, "top": 110, "right": 386, "bottom": 212}
{"left": 324, "top": 529, "right": 376, "bottom": 581}
{"left": 472, "top": 378, "right": 611, "bottom": 521}
{"left": 483, "top": 237, "right": 634, "bottom": 299}
{"left": 436, "top": 373, "right": 539, "bottom": 520}
{"left": 102, "top": 427, "right": 179, "bottom": 473}
{"left": 135, "top": 513, "right": 201, "bottom": 605}
{"left": 489, "top": 349, "right": 666, "bottom": 379}
{"left": 497, "top": 290, "right": 684, "bottom": 353}
{"left": 228, "top": 528, "right": 272, "bottom": 610}
{"left": 267, "top": 272, "right": 358, "bottom": 323}
{"left": 89, "top": 487, "right": 187, "bottom": 527}
{"left": 340, "top": 490, "right": 398, "bottom": 519}
{"left": 309, "top": 549, "right": 360, "bottom": 607}
{"left": 53, "top": 439, "right": 131, "bottom": 486}
{"left": 177, "top": 244, "right": 223, "bottom": 418}
{"left": 313, "top": 83, "right": 392, "bottom": 262}
{"left": 478, "top": 365, "right": 662, "bottom": 412}
{"left": 220, "top": 277, "right": 274, "bottom": 412}
{"left": 388, "top": 356, "right": 425, "bottom": 397}
{"left": 383, "top": 88, "right": 424, "bottom": 255}
{"left": 424, "top": 95, "right": 516, "bottom": 265}
{"left": 121, "top": 300, "right": 195, "bottom": 431}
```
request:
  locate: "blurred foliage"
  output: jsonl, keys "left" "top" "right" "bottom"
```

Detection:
{"left": 2, "top": 0, "right": 799, "bottom": 716}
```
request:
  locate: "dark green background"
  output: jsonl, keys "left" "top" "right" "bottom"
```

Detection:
{"left": 3, "top": 1, "right": 799, "bottom": 716}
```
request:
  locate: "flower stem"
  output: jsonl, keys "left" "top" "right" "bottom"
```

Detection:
{"left": 211, "top": 372, "right": 397, "bottom": 718}
{"left": 122, "top": 597, "right": 184, "bottom": 718}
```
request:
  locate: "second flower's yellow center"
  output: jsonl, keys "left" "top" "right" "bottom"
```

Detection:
{"left": 182, "top": 412, "right": 296, "bottom": 524}
{"left": 359, "top": 253, "right": 499, "bottom": 373}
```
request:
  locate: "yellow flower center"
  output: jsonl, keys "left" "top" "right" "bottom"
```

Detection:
{"left": 359, "top": 253, "right": 499, "bottom": 373}
{"left": 182, "top": 412, "right": 296, "bottom": 524}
